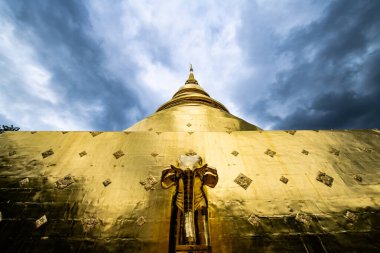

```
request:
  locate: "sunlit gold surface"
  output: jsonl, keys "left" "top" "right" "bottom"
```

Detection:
{"left": 126, "top": 105, "right": 260, "bottom": 132}
{"left": 1, "top": 129, "right": 379, "bottom": 252}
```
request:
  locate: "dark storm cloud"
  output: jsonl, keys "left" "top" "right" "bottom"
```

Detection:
{"left": 240, "top": 0, "right": 380, "bottom": 130}
{"left": 3, "top": 0, "right": 144, "bottom": 130}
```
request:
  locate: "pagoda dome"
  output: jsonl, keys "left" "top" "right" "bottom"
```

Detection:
{"left": 126, "top": 66, "right": 261, "bottom": 132}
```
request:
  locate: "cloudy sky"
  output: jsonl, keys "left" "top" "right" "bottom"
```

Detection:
{"left": 0, "top": 0, "right": 379, "bottom": 131}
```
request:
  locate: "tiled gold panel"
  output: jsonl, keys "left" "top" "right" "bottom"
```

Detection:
{"left": 0, "top": 130, "right": 379, "bottom": 252}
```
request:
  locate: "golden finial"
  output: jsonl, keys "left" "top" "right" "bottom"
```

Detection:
{"left": 186, "top": 64, "right": 198, "bottom": 85}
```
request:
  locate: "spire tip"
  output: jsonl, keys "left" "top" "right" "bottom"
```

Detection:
{"left": 185, "top": 64, "right": 198, "bottom": 85}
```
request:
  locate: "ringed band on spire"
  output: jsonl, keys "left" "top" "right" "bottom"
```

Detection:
{"left": 156, "top": 65, "right": 229, "bottom": 112}
{"left": 127, "top": 65, "right": 262, "bottom": 131}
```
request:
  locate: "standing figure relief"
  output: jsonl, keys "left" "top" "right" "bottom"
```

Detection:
{"left": 161, "top": 153, "right": 218, "bottom": 253}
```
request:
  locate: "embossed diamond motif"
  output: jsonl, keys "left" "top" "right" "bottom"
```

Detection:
{"left": 264, "top": 149, "right": 276, "bottom": 157}
{"left": 231, "top": 150, "right": 239, "bottom": 156}
{"left": 148, "top": 128, "right": 153, "bottom": 131}
{"left": 113, "top": 150, "right": 125, "bottom": 159}
{"left": 353, "top": 175, "right": 362, "bottom": 182}
{"left": 79, "top": 151, "right": 87, "bottom": 157}
{"left": 42, "top": 149, "right": 54, "bottom": 158}
{"left": 186, "top": 123, "right": 192, "bottom": 127}
{"left": 280, "top": 176, "right": 289, "bottom": 184}
{"left": 285, "top": 130, "right": 296, "bottom": 135}
{"left": 140, "top": 175, "right": 158, "bottom": 191}
{"left": 316, "top": 171, "right": 334, "bottom": 187}
{"left": 103, "top": 178, "right": 112, "bottom": 187}
{"left": 345, "top": 211, "right": 358, "bottom": 222}
{"left": 234, "top": 173, "right": 252, "bottom": 190}
{"left": 146, "top": 175, "right": 157, "bottom": 185}
{"left": 89, "top": 131, "right": 102, "bottom": 137}
{"left": 35, "top": 215, "right": 47, "bottom": 229}
{"left": 248, "top": 214, "right": 261, "bottom": 227}
{"left": 329, "top": 148, "right": 340, "bottom": 156}
{"left": 188, "top": 132, "right": 194, "bottom": 135}
{"left": 156, "top": 132, "right": 162, "bottom": 135}
{"left": 56, "top": 175, "right": 75, "bottom": 189}
{"left": 301, "top": 149, "right": 309, "bottom": 155}
{"left": 136, "top": 216, "right": 146, "bottom": 226}
{"left": 151, "top": 153, "right": 158, "bottom": 157}
{"left": 19, "top": 178, "right": 29, "bottom": 187}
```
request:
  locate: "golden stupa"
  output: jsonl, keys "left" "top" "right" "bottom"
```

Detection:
{"left": 0, "top": 67, "right": 379, "bottom": 252}
{"left": 127, "top": 65, "right": 260, "bottom": 132}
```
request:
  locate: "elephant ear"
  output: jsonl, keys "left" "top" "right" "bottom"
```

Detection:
{"left": 203, "top": 166, "right": 218, "bottom": 188}
{"left": 161, "top": 166, "right": 179, "bottom": 189}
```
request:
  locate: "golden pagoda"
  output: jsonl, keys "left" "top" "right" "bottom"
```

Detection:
{"left": 127, "top": 65, "right": 260, "bottom": 132}
{"left": 0, "top": 67, "right": 379, "bottom": 252}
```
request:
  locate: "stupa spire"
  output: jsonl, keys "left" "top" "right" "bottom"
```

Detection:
{"left": 185, "top": 64, "right": 198, "bottom": 85}
{"left": 126, "top": 65, "right": 262, "bottom": 131}
{"left": 156, "top": 65, "right": 229, "bottom": 112}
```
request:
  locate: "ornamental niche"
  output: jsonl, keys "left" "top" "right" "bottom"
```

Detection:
{"left": 161, "top": 152, "right": 218, "bottom": 253}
